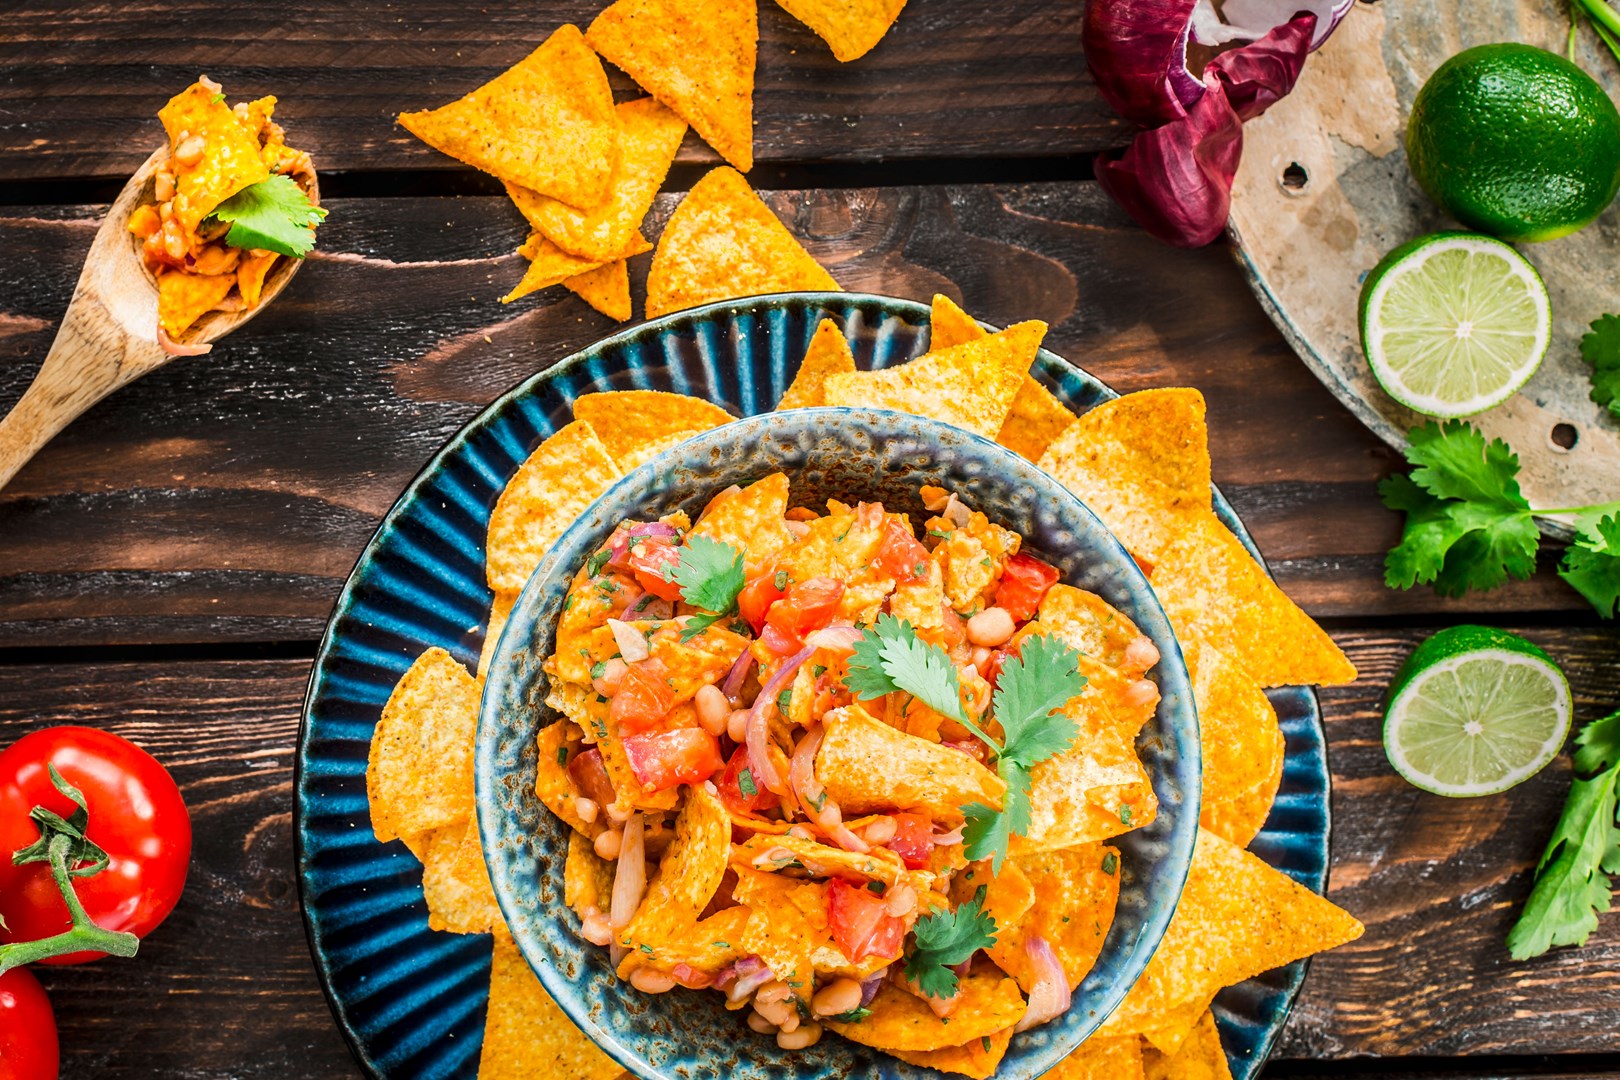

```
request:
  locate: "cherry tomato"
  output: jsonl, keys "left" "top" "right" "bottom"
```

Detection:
{"left": 883, "top": 812, "right": 936, "bottom": 870}
{"left": 0, "top": 967, "right": 58, "bottom": 1079}
{"left": 627, "top": 538, "right": 684, "bottom": 602}
{"left": 0, "top": 727, "right": 190, "bottom": 966}
{"left": 737, "top": 571, "right": 786, "bottom": 633}
{"left": 763, "top": 577, "right": 844, "bottom": 649}
{"left": 874, "top": 519, "right": 931, "bottom": 582}
{"left": 565, "top": 747, "right": 616, "bottom": 810}
{"left": 716, "top": 746, "right": 775, "bottom": 816}
{"left": 622, "top": 728, "right": 724, "bottom": 793}
{"left": 994, "top": 553, "right": 1060, "bottom": 622}
{"left": 826, "top": 878, "right": 905, "bottom": 964}
{"left": 609, "top": 661, "right": 677, "bottom": 735}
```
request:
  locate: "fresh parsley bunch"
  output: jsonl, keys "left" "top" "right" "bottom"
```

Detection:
{"left": 1507, "top": 709, "right": 1620, "bottom": 959}
{"left": 1380, "top": 420, "right": 1620, "bottom": 616}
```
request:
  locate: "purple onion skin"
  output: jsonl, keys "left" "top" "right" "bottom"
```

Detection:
{"left": 1083, "top": 0, "right": 1204, "bottom": 127}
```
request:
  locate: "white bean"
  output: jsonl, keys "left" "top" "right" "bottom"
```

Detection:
{"left": 695, "top": 684, "right": 732, "bottom": 736}
{"left": 629, "top": 968, "right": 677, "bottom": 993}
{"left": 811, "top": 978, "right": 863, "bottom": 1018}
{"left": 966, "top": 606, "right": 1016, "bottom": 647}
{"left": 594, "top": 828, "right": 623, "bottom": 861}
{"left": 777, "top": 1022, "right": 822, "bottom": 1050}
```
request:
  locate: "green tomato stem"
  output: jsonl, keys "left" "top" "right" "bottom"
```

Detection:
{"left": 0, "top": 834, "right": 139, "bottom": 976}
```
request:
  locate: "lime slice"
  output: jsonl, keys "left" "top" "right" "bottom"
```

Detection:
{"left": 1359, "top": 232, "right": 1550, "bottom": 419}
{"left": 1384, "top": 625, "right": 1571, "bottom": 797}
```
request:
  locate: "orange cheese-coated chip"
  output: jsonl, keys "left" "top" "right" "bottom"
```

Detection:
{"left": 572, "top": 389, "right": 734, "bottom": 466}
{"left": 645, "top": 167, "right": 838, "bottom": 317}
{"left": 1187, "top": 641, "right": 1284, "bottom": 843}
{"left": 503, "top": 230, "right": 651, "bottom": 305}
{"left": 399, "top": 25, "right": 619, "bottom": 210}
{"left": 486, "top": 420, "right": 622, "bottom": 595}
{"left": 824, "top": 972, "right": 1025, "bottom": 1052}
{"left": 420, "top": 817, "right": 501, "bottom": 934}
{"left": 992, "top": 844, "right": 1121, "bottom": 991}
{"left": 477, "top": 591, "right": 516, "bottom": 682}
{"left": 588, "top": 0, "right": 757, "bottom": 172}
{"left": 778, "top": 318, "right": 858, "bottom": 409}
{"left": 366, "top": 647, "right": 479, "bottom": 842}
{"left": 235, "top": 250, "right": 278, "bottom": 309}
{"left": 1048, "top": 1036, "right": 1146, "bottom": 1080}
{"left": 888, "top": 1026, "right": 1014, "bottom": 1079}
{"left": 815, "top": 705, "right": 1005, "bottom": 821}
{"left": 535, "top": 723, "right": 602, "bottom": 839}
{"left": 622, "top": 784, "right": 731, "bottom": 950}
{"left": 159, "top": 81, "right": 271, "bottom": 232}
{"left": 929, "top": 293, "right": 985, "bottom": 350}
{"left": 776, "top": 0, "right": 908, "bottom": 61}
{"left": 999, "top": 376, "right": 1076, "bottom": 463}
{"left": 156, "top": 269, "right": 236, "bottom": 338}
{"left": 564, "top": 830, "right": 615, "bottom": 921}
{"left": 690, "top": 472, "right": 795, "bottom": 573}
{"left": 479, "top": 932, "right": 623, "bottom": 1080}
{"left": 1143, "top": 1009, "right": 1234, "bottom": 1080}
{"left": 563, "top": 258, "right": 633, "bottom": 322}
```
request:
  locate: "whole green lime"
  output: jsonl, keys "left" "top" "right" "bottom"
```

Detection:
{"left": 1407, "top": 43, "right": 1620, "bottom": 242}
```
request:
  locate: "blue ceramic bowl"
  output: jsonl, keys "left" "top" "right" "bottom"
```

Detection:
{"left": 477, "top": 408, "right": 1202, "bottom": 1080}
{"left": 296, "top": 293, "right": 1330, "bottom": 1080}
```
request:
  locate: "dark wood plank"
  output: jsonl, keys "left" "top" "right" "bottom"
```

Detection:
{"left": 3, "top": 627, "right": 1617, "bottom": 1075}
{"left": 0, "top": 185, "right": 1592, "bottom": 649}
{"left": 0, "top": 0, "right": 1123, "bottom": 184}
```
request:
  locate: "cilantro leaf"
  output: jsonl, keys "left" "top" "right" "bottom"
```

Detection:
{"left": 1560, "top": 514, "right": 1620, "bottom": 619}
{"left": 842, "top": 615, "right": 1002, "bottom": 748}
{"left": 992, "top": 634, "right": 1085, "bottom": 769}
{"left": 1380, "top": 421, "right": 1539, "bottom": 596}
{"left": 207, "top": 175, "right": 327, "bottom": 258}
{"left": 679, "top": 612, "right": 728, "bottom": 643}
{"left": 962, "top": 800, "right": 1013, "bottom": 869}
{"left": 1506, "top": 711, "right": 1620, "bottom": 961}
{"left": 843, "top": 614, "right": 912, "bottom": 701}
{"left": 672, "top": 535, "right": 744, "bottom": 614}
{"left": 1580, "top": 314, "right": 1620, "bottom": 419}
{"left": 904, "top": 887, "right": 999, "bottom": 999}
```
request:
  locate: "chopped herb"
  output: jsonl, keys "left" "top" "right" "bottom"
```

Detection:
{"left": 774, "top": 570, "right": 790, "bottom": 590}
{"left": 639, "top": 943, "right": 654, "bottom": 954}
{"left": 928, "top": 528, "right": 953, "bottom": 540}
{"left": 556, "top": 745, "right": 569, "bottom": 765}
{"left": 210, "top": 92, "right": 227, "bottom": 104}
{"left": 834, "top": 525, "right": 853, "bottom": 543}
{"left": 738, "top": 768, "right": 758, "bottom": 798}
{"left": 680, "top": 611, "right": 726, "bottom": 643}
{"left": 866, "top": 880, "right": 887, "bottom": 895}
{"left": 586, "top": 549, "right": 612, "bottom": 577}
{"left": 912, "top": 561, "right": 927, "bottom": 579}
{"left": 633, "top": 593, "right": 655, "bottom": 613}
{"left": 981, "top": 1037, "right": 993, "bottom": 1052}
{"left": 712, "top": 941, "right": 730, "bottom": 949}
{"left": 811, "top": 665, "right": 827, "bottom": 679}
{"left": 807, "top": 790, "right": 827, "bottom": 813}
{"left": 1119, "top": 805, "right": 1133, "bottom": 825}
{"left": 563, "top": 594, "right": 575, "bottom": 611}
{"left": 777, "top": 688, "right": 794, "bottom": 713}
{"left": 590, "top": 661, "right": 608, "bottom": 680}
{"left": 980, "top": 558, "right": 992, "bottom": 568}
{"left": 832, "top": 1007, "right": 871, "bottom": 1023}
{"left": 1101, "top": 852, "right": 1118, "bottom": 875}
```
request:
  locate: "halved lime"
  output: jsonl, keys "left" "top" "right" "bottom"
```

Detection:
{"left": 1384, "top": 626, "right": 1571, "bottom": 798}
{"left": 1359, "top": 232, "right": 1550, "bottom": 419}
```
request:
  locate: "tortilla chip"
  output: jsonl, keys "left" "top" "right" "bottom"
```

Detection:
{"left": 536, "top": 723, "right": 603, "bottom": 838}
{"left": 1143, "top": 1009, "right": 1233, "bottom": 1080}
{"left": 1048, "top": 1036, "right": 1146, "bottom": 1080}
{"left": 547, "top": 678, "right": 678, "bottom": 813}
{"left": 734, "top": 832, "right": 909, "bottom": 887}
{"left": 1151, "top": 514, "right": 1358, "bottom": 687}
{"left": 616, "top": 904, "right": 750, "bottom": 978}
{"left": 929, "top": 294, "right": 985, "bottom": 350}
{"left": 888, "top": 1026, "right": 1014, "bottom": 1079}
{"left": 993, "top": 844, "right": 1121, "bottom": 991}
{"left": 821, "top": 321, "right": 1046, "bottom": 440}
{"left": 1200, "top": 728, "right": 1283, "bottom": 849}
{"left": 419, "top": 819, "right": 501, "bottom": 934}
{"left": 1187, "top": 642, "right": 1284, "bottom": 837}
{"left": 1100, "top": 829, "right": 1364, "bottom": 1034}
{"left": 479, "top": 932, "right": 623, "bottom": 1080}
{"left": 367, "top": 647, "right": 480, "bottom": 842}
{"left": 587, "top": 0, "right": 757, "bottom": 172}
{"left": 616, "top": 427, "right": 708, "bottom": 472}
{"left": 236, "top": 251, "right": 278, "bottom": 309}
{"left": 998, "top": 376, "right": 1077, "bottom": 463}
{"left": 399, "top": 25, "right": 618, "bottom": 210}
{"left": 778, "top": 318, "right": 858, "bottom": 409}
{"left": 644, "top": 166, "right": 839, "bottom": 317}
{"left": 565, "top": 830, "right": 616, "bottom": 920}
{"left": 623, "top": 784, "right": 731, "bottom": 947}
{"left": 1136, "top": 995, "right": 1218, "bottom": 1054}
{"left": 690, "top": 472, "right": 795, "bottom": 572}
{"left": 156, "top": 270, "right": 236, "bottom": 338}
{"left": 824, "top": 972, "right": 1025, "bottom": 1052}
{"left": 1031, "top": 584, "right": 1157, "bottom": 736}
{"left": 478, "top": 591, "right": 517, "bottom": 682}
{"left": 732, "top": 868, "right": 826, "bottom": 995}
{"left": 572, "top": 390, "right": 734, "bottom": 465}
{"left": 816, "top": 705, "right": 1005, "bottom": 820}
{"left": 158, "top": 82, "right": 271, "bottom": 232}
{"left": 775, "top": 0, "right": 907, "bottom": 61}
{"left": 486, "top": 420, "right": 622, "bottom": 594}
{"left": 507, "top": 97, "right": 687, "bottom": 261}
{"left": 503, "top": 230, "right": 652, "bottom": 305}
{"left": 1036, "top": 388, "right": 1213, "bottom": 566}
{"left": 564, "top": 259, "right": 633, "bottom": 321}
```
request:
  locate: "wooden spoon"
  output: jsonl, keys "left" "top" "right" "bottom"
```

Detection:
{"left": 0, "top": 146, "right": 317, "bottom": 492}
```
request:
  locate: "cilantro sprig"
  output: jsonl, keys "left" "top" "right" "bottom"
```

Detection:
{"left": 206, "top": 174, "right": 327, "bottom": 258}
{"left": 1507, "top": 709, "right": 1620, "bottom": 959}
{"left": 672, "top": 535, "right": 745, "bottom": 641}
{"left": 1380, "top": 420, "right": 1620, "bottom": 616}
{"left": 1580, "top": 314, "right": 1620, "bottom": 421}
{"left": 904, "top": 887, "right": 999, "bottom": 999}
{"left": 843, "top": 616, "right": 1086, "bottom": 872}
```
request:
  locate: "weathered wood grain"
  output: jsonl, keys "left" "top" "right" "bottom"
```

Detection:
{"left": 2, "top": 628, "right": 1616, "bottom": 1076}
{"left": 0, "top": 0, "right": 1124, "bottom": 184}
{"left": 0, "top": 186, "right": 1593, "bottom": 647}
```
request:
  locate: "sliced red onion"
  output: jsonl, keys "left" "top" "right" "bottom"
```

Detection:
{"left": 804, "top": 625, "right": 863, "bottom": 653}
{"left": 747, "top": 642, "right": 816, "bottom": 794}
{"left": 790, "top": 726, "right": 871, "bottom": 853}
{"left": 637, "top": 597, "right": 674, "bottom": 621}
{"left": 611, "top": 586, "right": 645, "bottom": 617}
{"left": 1221, "top": 0, "right": 1350, "bottom": 46}
{"left": 932, "top": 826, "right": 964, "bottom": 847}
{"left": 1014, "top": 935, "right": 1072, "bottom": 1032}
{"left": 941, "top": 495, "right": 971, "bottom": 528}
{"left": 859, "top": 970, "right": 888, "bottom": 1007}
{"left": 157, "top": 326, "right": 211, "bottom": 356}
{"left": 607, "top": 619, "right": 651, "bottom": 663}
{"left": 608, "top": 813, "right": 646, "bottom": 967}
{"left": 721, "top": 649, "right": 756, "bottom": 702}
{"left": 723, "top": 955, "right": 775, "bottom": 1004}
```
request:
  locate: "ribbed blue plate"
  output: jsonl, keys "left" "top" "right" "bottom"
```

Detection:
{"left": 296, "top": 293, "right": 1329, "bottom": 1080}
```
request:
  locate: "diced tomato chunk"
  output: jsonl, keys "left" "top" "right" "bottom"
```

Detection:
{"left": 827, "top": 878, "right": 906, "bottom": 964}
{"left": 737, "top": 571, "right": 786, "bottom": 633}
{"left": 716, "top": 745, "right": 775, "bottom": 816}
{"left": 566, "top": 747, "right": 616, "bottom": 808}
{"left": 622, "top": 727, "right": 724, "bottom": 793}
{"left": 764, "top": 577, "right": 844, "bottom": 650}
{"left": 994, "top": 553, "right": 1060, "bottom": 622}
{"left": 609, "top": 660, "right": 676, "bottom": 734}
{"left": 874, "top": 519, "right": 931, "bottom": 582}
{"left": 628, "top": 537, "right": 684, "bottom": 601}
{"left": 884, "top": 812, "right": 936, "bottom": 870}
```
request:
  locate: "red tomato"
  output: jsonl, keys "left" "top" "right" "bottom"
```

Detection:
{"left": 609, "top": 661, "right": 677, "bottom": 735}
{"left": 883, "top": 812, "right": 936, "bottom": 870}
{"left": 737, "top": 571, "right": 786, "bottom": 633}
{"left": 627, "top": 538, "right": 683, "bottom": 601}
{"left": 716, "top": 746, "right": 775, "bottom": 816}
{"left": 758, "top": 622, "right": 801, "bottom": 658}
{"left": 938, "top": 605, "right": 967, "bottom": 650}
{"left": 622, "top": 728, "right": 724, "bottom": 793}
{"left": 994, "top": 553, "right": 1060, "bottom": 622}
{"left": 826, "top": 878, "right": 905, "bottom": 963}
{"left": 0, "top": 967, "right": 58, "bottom": 1079}
{"left": 874, "top": 519, "right": 931, "bottom": 582}
{"left": 566, "top": 747, "right": 616, "bottom": 809}
{"left": 0, "top": 727, "right": 191, "bottom": 966}
{"left": 764, "top": 577, "right": 844, "bottom": 648}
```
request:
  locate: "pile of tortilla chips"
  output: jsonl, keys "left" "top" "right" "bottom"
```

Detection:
{"left": 364, "top": 296, "right": 1362, "bottom": 1077}
{"left": 397, "top": 0, "right": 920, "bottom": 321}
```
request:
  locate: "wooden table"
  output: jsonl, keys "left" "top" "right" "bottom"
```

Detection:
{"left": 1, "top": 2, "right": 1616, "bottom": 1076}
